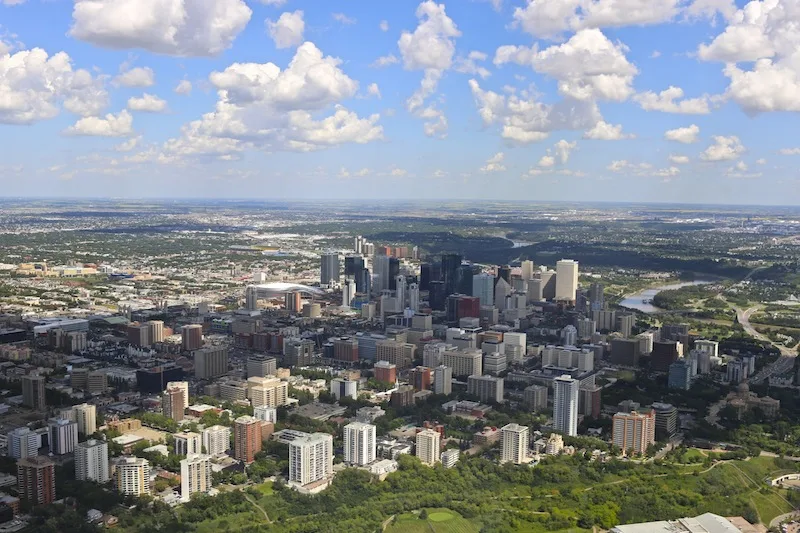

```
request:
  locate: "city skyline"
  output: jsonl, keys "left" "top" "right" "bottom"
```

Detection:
{"left": 1, "top": 1, "right": 799, "bottom": 204}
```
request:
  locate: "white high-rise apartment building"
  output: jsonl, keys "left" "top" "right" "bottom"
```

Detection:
{"left": 343, "top": 422, "right": 376, "bottom": 466}
{"left": 501, "top": 423, "right": 529, "bottom": 464}
{"left": 288, "top": 433, "right": 334, "bottom": 486}
{"left": 180, "top": 454, "right": 212, "bottom": 502}
{"left": 166, "top": 381, "right": 189, "bottom": 408}
{"left": 553, "top": 374, "right": 579, "bottom": 436}
{"left": 433, "top": 365, "right": 452, "bottom": 395}
{"left": 8, "top": 427, "right": 41, "bottom": 459}
{"left": 342, "top": 278, "right": 356, "bottom": 307}
{"left": 555, "top": 259, "right": 579, "bottom": 302}
{"left": 415, "top": 429, "right": 441, "bottom": 466}
{"left": 202, "top": 425, "right": 231, "bottom": 456}
{"left": 49, "top": 418, "right": 78, "bottom": 455}
{"left": 472, "top": 273, "right": 495, "bottom": 307}
{"left": 174, "top": 431, "right": 202, "bottom": 455}
{"left": 75, "top": 439, "right": 109, "bottom": 483}
{"left": 116, "top": 457, "right": 150, "bottom": 496}
{"left": 254, "top": 406, "right": 277, "bottom": 423}
{"left": 73, "top": 403, "right": 97, "bottom": 436}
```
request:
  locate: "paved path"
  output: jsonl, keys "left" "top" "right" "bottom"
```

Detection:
{"left": 244, "top": 493, "right": 272, "bottom": 524}
{"left": 771, "top": 511, "right": 800, "bottom": 528}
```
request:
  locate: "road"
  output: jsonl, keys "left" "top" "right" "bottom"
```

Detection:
{"left": 735, "top": 305, "right": 797, "bottom": 384}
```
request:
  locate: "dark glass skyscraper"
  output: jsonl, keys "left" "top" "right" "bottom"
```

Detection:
{"left": 441, "top": 253, "right": 462, "bottom": 296}
{"left": 496, "top": 265, "right": 511, "bottom": 286}
{"left": 388, "top": 258, "right": 400, "bottom": 290}
{"left": 420, "top": 263, "right": 431, "bottom": 291}
{"left": 429, "top": 281, "right": 446, "bottom": 311}
{"left": 345, "top": 255, "right": 365, "bottom": 277}
{"left": 457, "top": 264, "right": 475, "bottom": 296}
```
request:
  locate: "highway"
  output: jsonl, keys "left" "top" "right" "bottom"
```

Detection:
{"left": 736, "top": 305, "right": 798, "bottom": 383}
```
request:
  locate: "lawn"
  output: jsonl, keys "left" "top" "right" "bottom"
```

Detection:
{"left": 256, "top": 481, "right": 274, "bottom": 496}
{"left": 751, "top": 490, "right": 794, "bottom": 525}
{"left": 386, "top": 508, "right": 480, "bottom": 533}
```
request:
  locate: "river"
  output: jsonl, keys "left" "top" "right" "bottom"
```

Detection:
{"left": 618, "top": 280, "right": 713, "bottom": 313}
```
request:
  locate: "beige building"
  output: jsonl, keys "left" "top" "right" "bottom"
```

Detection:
{"left": 180, "top": 454, "right": 212, "bottom": 502}
{"left": 115, "top": 457, "right": 150, "bottom": 496}
{"left": 612, "top": 410, "right": 656, "bottom": 455}
{"left": 247, "top": 377, "right": 289, "bottom": 407}
{"left": 376, "top": 339, "right": 415, "bottom": 370}
{"left": 441, "top": 349, "right": 482, "bottom": 378}
{"left": 73, "top": 403, "right": 97, "bottom": 436}
{"left": 415, "top": 429, "right": 441, "bottom": 466}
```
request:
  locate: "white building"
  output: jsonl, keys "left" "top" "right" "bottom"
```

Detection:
{"left": 75, "top": 439, "right": 109, "bottom": 483}
{"left": 501, "top": 423, "right": 529, "bottom": 464}
{"left": 433, "top": 365, "right": 452, "bottom": 396}
{"left": 116, "top": 457, "right": 150, "bottom": 496}
{"left": 441, "top": 448, "right": 460, "bottom": 468}
{"left": 555, "top": 259, "right": 579, "bottom": 302}
{"left": 553, "top": 375, "right": 579, "bottom": 436}
{"left": 521, "top": 260, "right": 535, "bottom": 281}
{"left": 202, "top": 425, "right": 231, "bottom": 456}
{"left": 8, "top": 427, "right": 41, "bottom": 459}
{"left": 49, "top": 418, "right": 78, "bottom": 455}
{"left": 415, "top": 429, "right": 441, "bottom": 466}
{"left": 174, "top": 431, "right": 202, "bottom": 455}
{"left": 247, "top": 377, "right": 289, "bottom": 407}
{"left": 254, "top": 406, "right": 278, "bottom": 423}
{"left": 180, "top": 453, "right": 212, "bottom": 502}
{"left": 288, "top": 433, "right": 334, "bottom": 486}
{"left": 441, "top": 349, "right": 482, "bottom": 378}
{"left": 342, "top": 278, "right": 356, "bottom": 307}
{"left": 73, "top": 403, "right": 97, "bottom": 436}
{"left": 561, "top": 325, "right": 578, "bottom": 347}
{"left": 343, "top": 422, "right": 376, "bottom": 466}
{"left": 330, "top": 378, "right": 358, "bottom": 401}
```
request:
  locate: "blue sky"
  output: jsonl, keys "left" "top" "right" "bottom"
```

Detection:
{"left": 0, "top": 0, "right": 799, "bottom": 204}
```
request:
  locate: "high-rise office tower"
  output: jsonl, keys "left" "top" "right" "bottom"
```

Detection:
{"left": 288, "top": 433, "right": 333, "bottom": 486}
{"left": 441, "top": 253, "right": 462, "bottom": 296}
{"left": 419, "top": 263, "right": 432, "bottom": 291}
{"left": 320, "top": 252, "right": 340, "bottom": 285}
{"left": 540, "top": 269, "right": 557, "bottom": 300}
{"left": 22, "top": 374, "right": 46, "bottom": 410}
{"left": 162, "top": 387, "right": 186, "bottom": 422}
{"left": 589, "top": 282, "right": 605, "bottom": 311}
{"left": 388, "top": 258, "right": 400, "bottom": 291}
{"left": 194, "top": 346, "right": 229, "bottom": 379}
{"left": 182, "top": 324, "right": 203, "bottom": 351}
{"left": 561, "top": 325, "right": 578, "bottom": 347}
{"left": 234, "top": 416, "right": 262, "bottom": 464}
{"left": 501, "top": 423, "right": 529, "bottom": 464}
{"left": 434, "top": 365, "right": 453, "bottom": 395}
{"left": 354, "top": 235, "right": 363, "bottom": 254}
{"left": 73, "top": 403, "right": 97, "bottom": 436}
{"left": 116, "top": 457, "right": 150, "bottom": 496}
{"left": 48, "top": 418, "right": 78, "bottom": 455}
{"left": 457, "top": 264, "right": 475, "bottom": 295}
{"left": 17, "top": 456, "right": 55, "bottom": 506}
{"left": 373, "top": 255, "right": 390, "bottom": 293}
{"left": 496, "top": 265, "right": 511, "bottom": 285}
{"left": 245, "top": 286, "right": 259, "bottom": 311}
{"left": 343, "top": 422, "right": 376, "bottom": 466}
{"left": 555, "top": 260, "right": 579, "bottom": 302}
{"left": 612, "top": 410, "right": 655, "bottom": 455}
{"left": 408, "top": 283, "right": 420, "bottom": 312}
{"left": 415, "top": 429, "right": 441, "bottom": 466}
{"left": 553, "top": 375, "right": 579, "bottom": 436}
{"left": 428, "top": 281, "right": 446, "bottom": 311}
{"left": 521, "top": 260, "right": 535, "bottom": 281}
{"left": 355, "top": 266, "right": 371, "bottom": 294}
{"left": 203, "top": 425, "right": 231, "bottom": 456}
{"left": 180, "top": 454, "right": 212, "bottom": 502}
{"left": 342, "top": 278, "right": 356, "bottom": 307}
{"left": 395, "top": 275, "right": 406, "bottom": 307}
{"left": 472, "top": 273, "right": 495, "bottom": 307}
{"left": 285, "top": 292, "right": 302, "bottom": 312}
{"left": 344, "top": 255, "right": 365, "bottom": 277}
{"left": 75, "top": 439, "right": 109, "bottom": 483}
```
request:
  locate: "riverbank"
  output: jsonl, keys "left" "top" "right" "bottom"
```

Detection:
{"left": 619, "top": 280, "right": 715, "bottom": 314}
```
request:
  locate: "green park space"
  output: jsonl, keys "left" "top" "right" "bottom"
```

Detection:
{"left": 386, "top": 508, "right": 481, "bottom": 533}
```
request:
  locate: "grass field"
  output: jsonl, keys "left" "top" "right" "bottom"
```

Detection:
{"left": 386, "top": 508, "right": 480, "bottom": 533}
{"left": 256, "top": 481, "right": 274, "bottom": 496}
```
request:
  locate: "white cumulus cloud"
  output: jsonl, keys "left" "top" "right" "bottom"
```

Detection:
{"left": 175, "top": 80, "right": 192, "bottom": 95}
{"left": 700, "top": 135, "right": 744, "bottom": 161}
{"left": 582, "top": 121, "right": 632, "bottom": 140}
{"left": 669, "top": 154, "right": 690, "bottom": 164}
{"left": 127, "top": 93, "right": 168, "bottom": 112}
{"left": 70, "top": 0, "right": 252, "bottom": 57}
{"left": 633, "top": 86, "right": 711, "bottom": 114}
{"left": 114, "top": 66, "right": 155, "bottom": 87}
{"left": 266, "top": 10, "right": 304, "bottom": 49}
{"left": 65, "top": 109, "right": 134, "bottom": 137}
{"left": 367, "top": 83, "right": 381, "bottom": 99}
{"left": 664, "top": 124, "right": 700, "bottom": 144}
{"left": 481, "top": 152, "right": 506, "bottom": 172}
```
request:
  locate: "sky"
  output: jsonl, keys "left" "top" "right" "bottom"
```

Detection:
{"left": 1, "top": 0, "right": 799, "bottom": 204}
